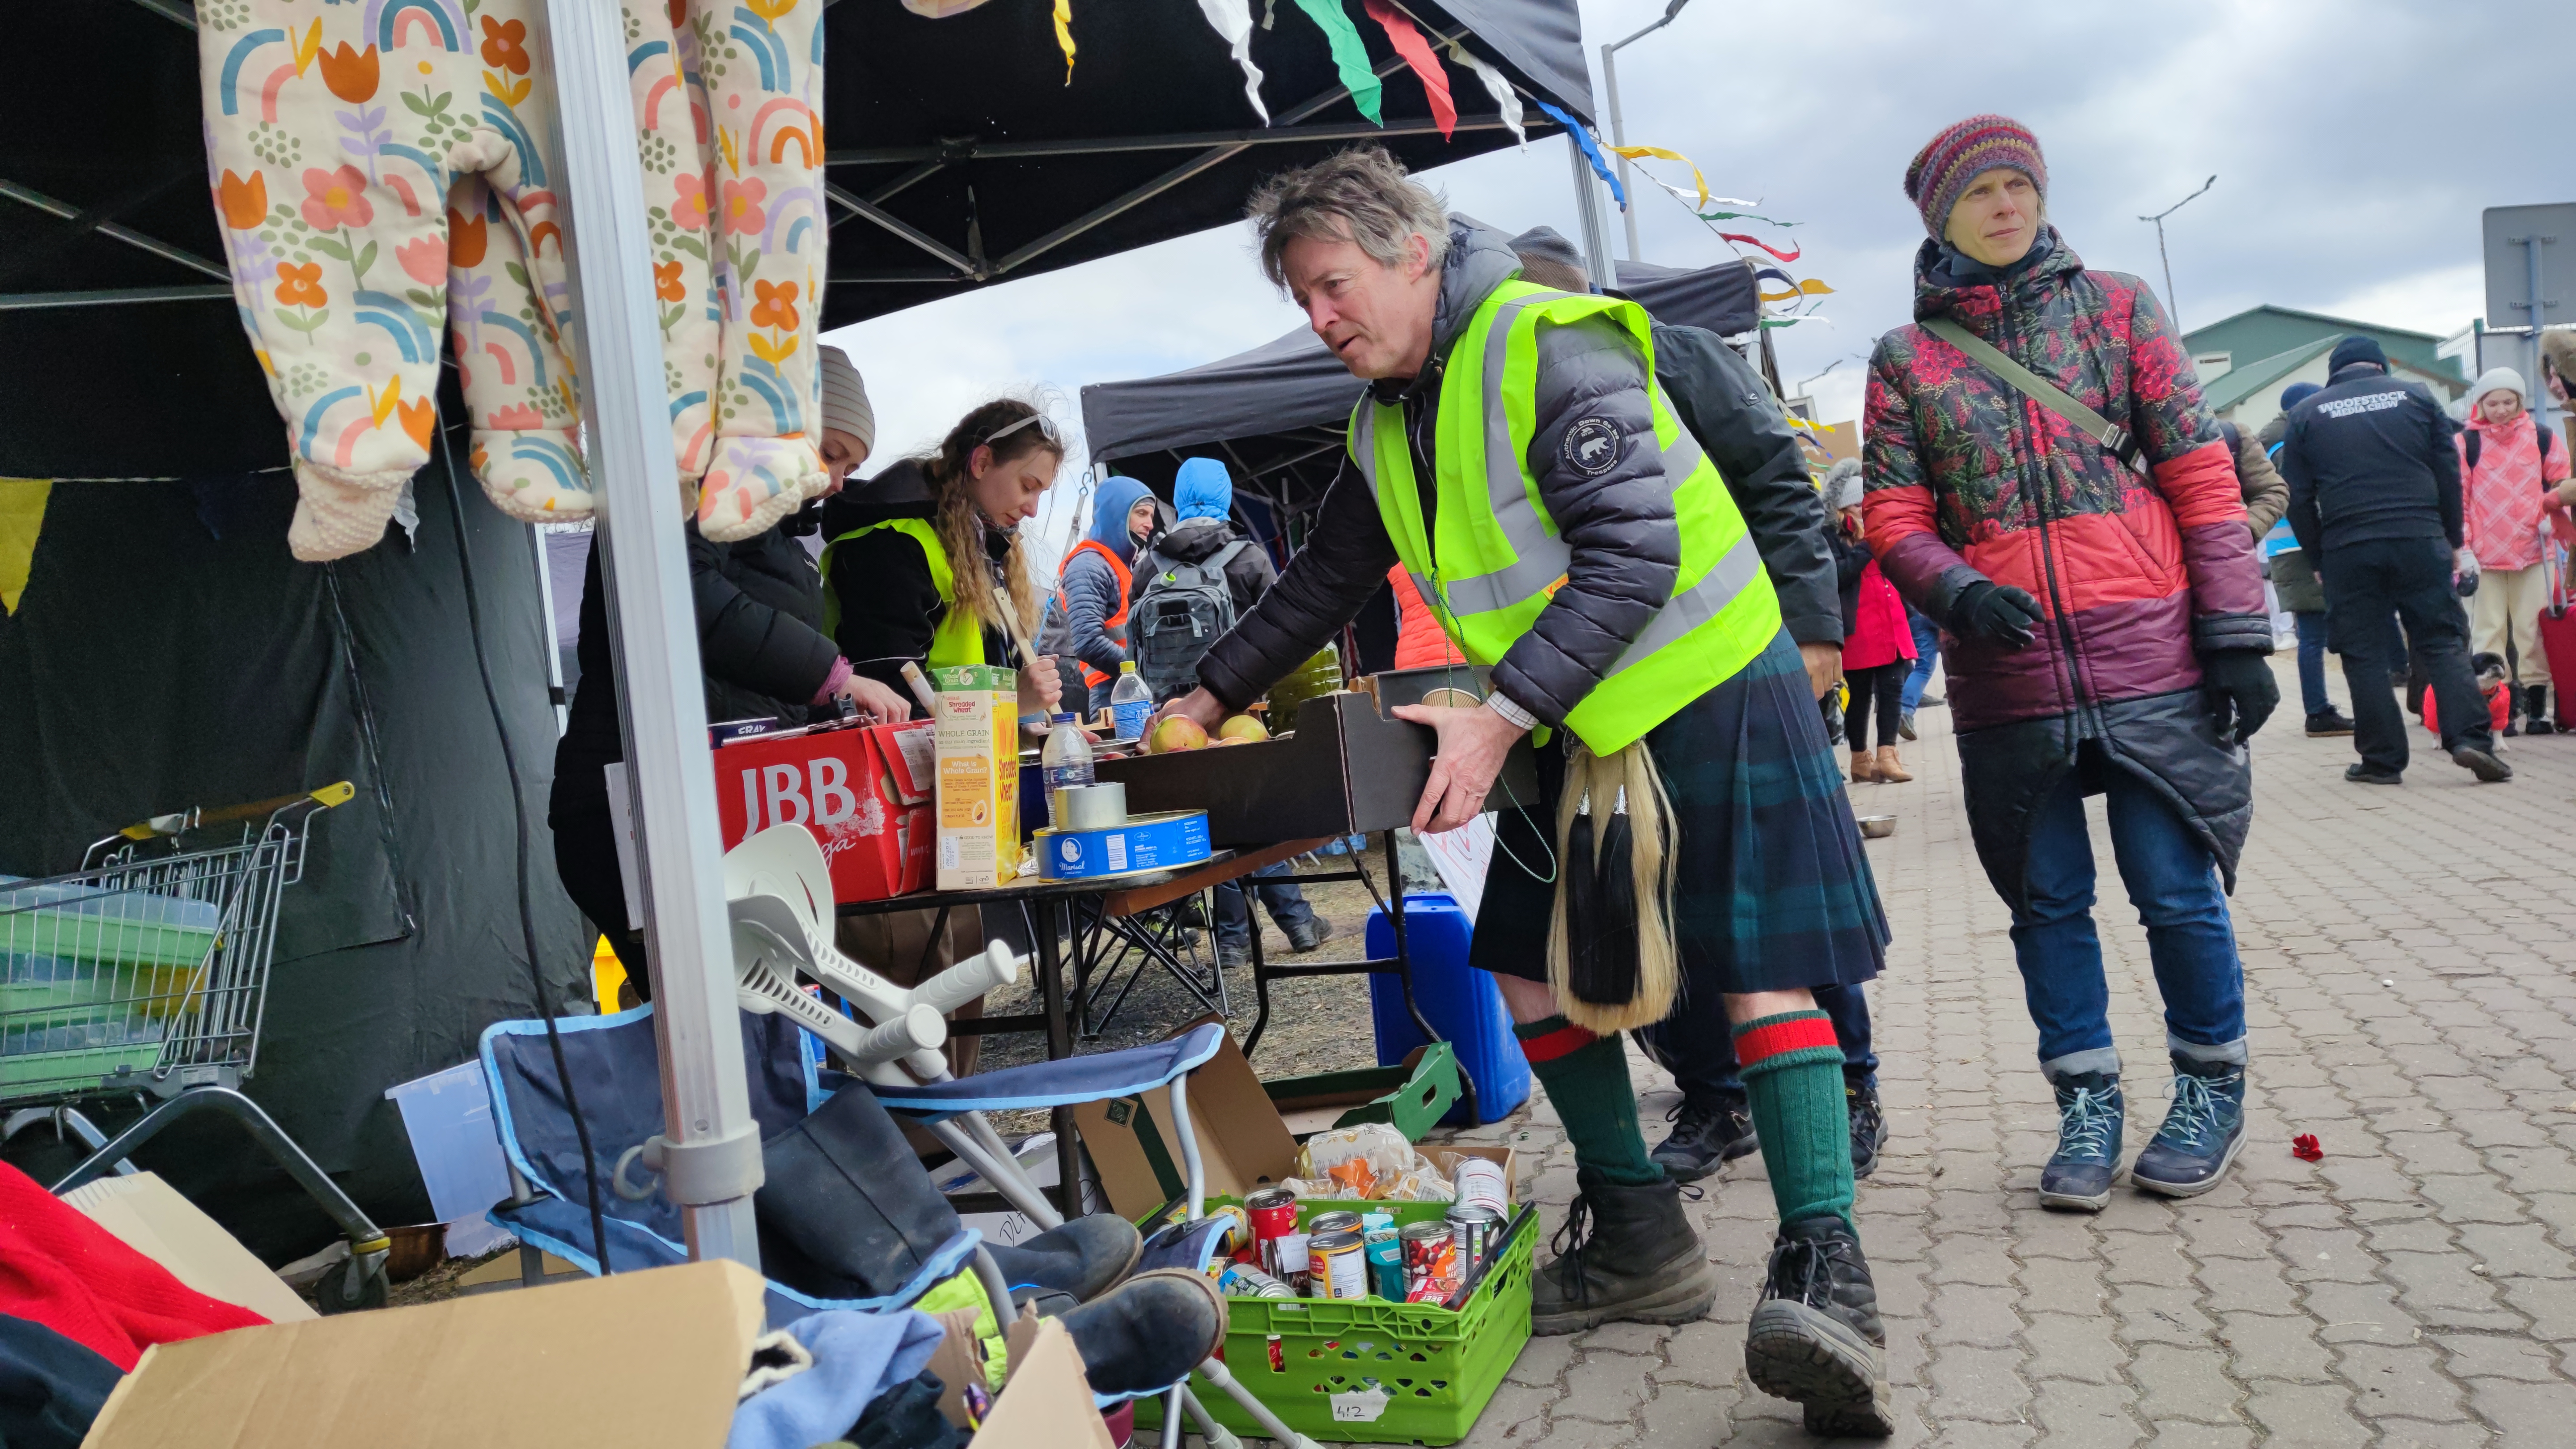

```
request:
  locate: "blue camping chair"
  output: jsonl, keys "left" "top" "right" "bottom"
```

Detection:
{"left": 478, "top": 1007, "right": 1322, "bottom": 1448}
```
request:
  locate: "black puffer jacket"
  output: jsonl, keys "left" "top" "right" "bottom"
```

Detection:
{"left": 1196, "top": 219, "right": 1687, "bottom": 727}
{"left": 2279, "top": 363, "right": 2465, "bottom": 555}
{"left": 550, "top": 517, "right": 838, "bottom": 820}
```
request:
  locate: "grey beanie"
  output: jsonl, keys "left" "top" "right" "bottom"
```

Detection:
{"left": 1823, "top": 458, "right": 1865, "bottom": 513}
{"left": 2469, "top": 366, "right": 2527, "bottom": 415}
{"left": 818, "top": 345, "right": 875, "bottom": 452}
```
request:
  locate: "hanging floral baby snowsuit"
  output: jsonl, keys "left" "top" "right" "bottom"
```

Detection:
{"left": 197, "top": 0, "right": 828, "bottom": 561}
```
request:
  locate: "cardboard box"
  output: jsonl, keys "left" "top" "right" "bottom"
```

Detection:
{"left": 930, "top": 665, "right": 1021, "bottom": 889}
{"left": 975, "top": 1315, "right": 1117, "bottom": 1449}
{"left": 85, "top": 1259, "right": 766, "bottom": 1449}
{"left": 715, "top": 718, "right": 935, "bottom": 902}
{"left": 1072, "top": 1015, "right": 1301, "bottom": 1218}
{"left": 59, "top": 1172, "right": 316, "bottom": 1326}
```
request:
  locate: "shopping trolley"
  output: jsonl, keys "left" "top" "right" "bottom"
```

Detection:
{"left": 1, "top": 782, "right": 394, "bottom": 1312}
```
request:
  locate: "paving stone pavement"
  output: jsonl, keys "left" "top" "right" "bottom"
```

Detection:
{"left": 1289, "top": 658, "right": 2576, "bottom": 1447}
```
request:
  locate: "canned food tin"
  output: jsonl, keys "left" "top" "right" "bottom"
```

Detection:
{"left": 1399, "top": 1220, "right": 1456, "bottom": 1301}
{"left": 1307, "top": 1210, "right": 1364, "bottom": 1237}
{"left": 1207, "top": 1203, "right": 1251, "bottom": 1257}
{"left": 1451, "top": 1156, "right": 1507, "bottom": 1215}
{"left": 1267, "top": 1230, "right": 1311, "bottom": 1292}
{"left": 1445, "top": 1203, "right": 1500, "bottom": 1272}
{"left": 1247, "top": 1187, "right": 1299, "bottom": 1278}
{"left": 1309, "top": 1229, "right": 1368, "bottom": 1300}
{"left": 1215, "top": 1262, "right": 1296, "bottom": 1299}
{"left": 1363, "top": 1227, "right": 1404, "bottom": 1299}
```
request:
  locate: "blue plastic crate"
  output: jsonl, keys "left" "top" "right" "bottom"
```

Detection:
{"left": 1365, "top": 894, "right": 1529, "bottom": 1126}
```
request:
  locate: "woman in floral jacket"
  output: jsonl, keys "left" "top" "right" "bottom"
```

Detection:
{"left": 1861, "top": 116, "right": 2277, "bottom": 1211}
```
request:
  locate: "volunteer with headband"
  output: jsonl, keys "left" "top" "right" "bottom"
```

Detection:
{"left": 549, "top": 345, "right": 909, "bottom": 1004}
{"left": 818, "top": 397, "right": 1067, "bottom": 720}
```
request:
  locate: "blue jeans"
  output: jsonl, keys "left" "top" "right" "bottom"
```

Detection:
{"left": 2008, "top": 755, "right": 2246, "bottom": 1080}
{"left": 2294, "top": 611, "right": 2334, "bottom": 717}
{"left": 1637, "top": 980, "right": 1877, "bottom": 1095}
{"left": 1900, "top": 608, "right": 1941, "bottom": 712}
{"left": 1214, "top": 860, "right": 1313, "bottom": 947}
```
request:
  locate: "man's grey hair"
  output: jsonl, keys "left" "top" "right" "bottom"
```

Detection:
{"left": 1246, "top": 146, "right": 1449, "bottom": 290}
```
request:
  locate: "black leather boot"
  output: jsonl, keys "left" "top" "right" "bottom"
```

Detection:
{"left": 1530, "top": 1174, "right": 1717, "bottom": 1335}
{"left": 1746, "top": 1215, "right": 1893, "bottom": 1437}
{"left": 754, "top": 1083, "right": 963, "bottom": 1300}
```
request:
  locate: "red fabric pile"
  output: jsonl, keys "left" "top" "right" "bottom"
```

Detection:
{"left": 0, "top": 1162, "right": 269, "bottom": 1371}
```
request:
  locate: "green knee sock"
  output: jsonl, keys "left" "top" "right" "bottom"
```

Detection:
{"left": 1734, "top": 1010, "right": 1855, "bottom": 1229}
{"left": 1514, "top": 1015, "right": 1662, "bottom": 1186}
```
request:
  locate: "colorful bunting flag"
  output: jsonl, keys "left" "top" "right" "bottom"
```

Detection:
{"left": 1195, "top": 0, "right": 1269, "bottom": 122}
{"left": 1362, "top": 0, "right": 1454, "bottom": 139}
{"left": 1293, "top": 0, "right": 1383, "bottom": 125}
{"left": 1534, "top": 100, "right": 1625, "bottom": 210}
{"left": 1720, "top": 232, "right": 1801, "bottom": 263}
{"left": 1052, "top": 0, "right": 1075, "bottom": 84}
{"left": 1606, "top": 145, "right": 1707, "bottom": 211}
{"left": 1760, "top": 279, "right": 1835, "bottom": 302}
{"left": 1446, "top": 40, "right": 1524, "bottom": 148}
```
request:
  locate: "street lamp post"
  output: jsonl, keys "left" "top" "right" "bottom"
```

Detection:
{"left": 1602, "top": 0, "right": 1695, "bottom": 264}
{"left": 2140, "top": 174, "right": 2217, "bottom": 335}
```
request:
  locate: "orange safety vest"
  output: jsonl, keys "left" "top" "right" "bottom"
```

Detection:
{"left": 1055, "top": 539, "right": 1134, "bottom": 689}
{"left": 1389, "top": 564, "right": 1469, "bottom": 670}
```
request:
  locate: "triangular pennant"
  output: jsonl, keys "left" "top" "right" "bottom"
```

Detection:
{"left": 1719, "top": 232, "right": 1801, "bottom": 263}
{"left": 1195, "top": 0, "right": 1269, "bottom": 122}
{"left": 1292, "top": 0, "right": 1382, "bottom": 125}
{"left": 1052, "top": 0, "right": 1075, "bottom": 84}
{"left": 1605, "top": 144, "right": 1705, "bottom": 210}
{"left": 1445, "top": 40, "right": 1523, "bottom": 148}
{"left": 1534, "top": 99, "right": 1625, "bottom": 210}
{"left": 0, "top": 478, "right": 51, "bottom": 616}
{"left": 1361, "top": 0, "right": 1454, "bottom": 139}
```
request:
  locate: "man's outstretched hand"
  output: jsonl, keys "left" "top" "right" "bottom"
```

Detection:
{"left": 1150, "top": 688, "right": 1229, "bottom": 735}
{"left": 1390, "top": 702, "right": 1528, "bottom": 835}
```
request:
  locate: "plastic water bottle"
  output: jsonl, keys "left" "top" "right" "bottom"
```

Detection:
{"left": 1042, "top": 713, "right": 1097, "bottom": 799}
{"left": 1109, "top": 661, "right": 1152, "bottom": 741}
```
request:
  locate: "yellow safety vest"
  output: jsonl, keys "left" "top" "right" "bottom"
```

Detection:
{"left": 1350, "top": 281, "right": 1780, "bottom": 754}
{"left": 819, "top": 518, "right": 985, "bottom": 669}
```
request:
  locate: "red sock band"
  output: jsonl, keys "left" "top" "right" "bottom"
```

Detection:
{"left": 1733, "top": 1013, "right": 1839, "bottom": 1069}
{"left": 1516, "top": 1022, "right": 1600, "bottom": 1064}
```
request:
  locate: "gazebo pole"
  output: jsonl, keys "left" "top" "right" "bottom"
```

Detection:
{"left": 541, "top": 0, "right": 764, "bottom": 1269}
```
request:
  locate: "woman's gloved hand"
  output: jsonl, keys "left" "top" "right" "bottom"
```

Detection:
{"left": 1945, "top": 580, "right": 2046, "bottom": 650}
{"left": 2201, "top": 649, "right": 2280, "bottom": 744}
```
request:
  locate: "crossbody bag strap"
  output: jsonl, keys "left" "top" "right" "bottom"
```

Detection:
{"left": 1920, "top": 315, "right": 2144, "bottom": 473}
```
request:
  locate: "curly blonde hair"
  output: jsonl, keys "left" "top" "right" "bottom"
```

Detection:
{"left": 914, "top": 399, "right": 1061, "bottom": 647}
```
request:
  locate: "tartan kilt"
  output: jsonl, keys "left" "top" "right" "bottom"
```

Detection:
{"left": 1470, "top": 629, "right": 1890, "bottom": 996}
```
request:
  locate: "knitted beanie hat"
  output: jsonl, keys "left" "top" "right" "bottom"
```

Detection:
{"left": 2469, "top": 366, "right": 2527, "bottom": 415}
{"left": 818, "top": 345, "right": 875, "bottom": 453}
{"left": 1904, "top": 115, "right": 2047, "bottom": 241}
{"left": 1822, "top": 458, "right": 1865, "bottom": 514}
{"left": 2328, "top": 336, "right": 2388, "bottom": 375}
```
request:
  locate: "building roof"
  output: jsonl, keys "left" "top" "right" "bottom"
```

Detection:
{"left": 2182, "top": 304, "right": 2464, "bottom": 383}
{"left": 2201, "top": 336, "right": 2342, "bottom": 416}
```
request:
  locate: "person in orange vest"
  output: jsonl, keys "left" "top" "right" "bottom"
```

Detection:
{"left": 1041, "top": 475, "right": 1161, "bottom": 712}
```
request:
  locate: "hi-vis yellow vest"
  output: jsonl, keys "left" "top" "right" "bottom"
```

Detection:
{"left": 819, "top": 518, "right": 985, "bottom": 668}
{"left": 1350, "top": 281, "right": 1780, "bottom": 754}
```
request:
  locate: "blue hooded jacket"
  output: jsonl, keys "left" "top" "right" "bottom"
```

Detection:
{"left": 1174, "top": 457, "right": 1232, "bottom": 522}
{"left": 1050, "top": 475, "right": 1157, "bottom": 691}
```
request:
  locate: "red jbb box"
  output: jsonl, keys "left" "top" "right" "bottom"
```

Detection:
{"left": 714, "top": 720, "right": 936, "bottom": 903}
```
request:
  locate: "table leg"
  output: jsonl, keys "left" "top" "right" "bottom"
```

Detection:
{"left": 1242, "top": 894, "right": 1272, "bottom": 1057}
{"left": 1037, "top": 898, "right": 1081, "bottom": 1218}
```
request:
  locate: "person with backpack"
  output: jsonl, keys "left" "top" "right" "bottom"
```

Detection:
{"left": 2457, "top": 368, "right": 2570, "bottom": 733}
{"left": 1038, "top": 475, "right": 1160, "bottom": 714}
{"left": 1145, "top": 458, "right": 1332, "bottom": 964}
{"left": 1864, "top": 116, "right": 2276, "bottom": 1211}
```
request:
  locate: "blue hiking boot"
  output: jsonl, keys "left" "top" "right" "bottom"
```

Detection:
{"left": 2132, "top": 1055, "right": 2247, "bottom": 1196}
{"left": 2039, "top": 1072, "right": 2124, "bottom": 1212}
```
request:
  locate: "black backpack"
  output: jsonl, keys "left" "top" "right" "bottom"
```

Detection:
{"left": 2463, "top": 419, "right": 2557, "bottom": 472}
{"left": 1129, "top": 540, "right": 1250, "bottom": 701}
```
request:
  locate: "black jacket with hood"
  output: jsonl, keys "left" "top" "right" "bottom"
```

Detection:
{"left": 550, "top": 514, "right": 839, "bottom": 821}
{"left": 818, "top": 458, "right": 1019, "bottom": 694}
{"left": 2279, "top": 362, "right": 2465, "bottom": 556}
{"left": 1195, "top": 219, "right": 1697, "bottom": 727}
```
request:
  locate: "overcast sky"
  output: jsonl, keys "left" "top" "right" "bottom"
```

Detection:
{"left": 823, "top": 0, "right": 2573, "bottom": 570}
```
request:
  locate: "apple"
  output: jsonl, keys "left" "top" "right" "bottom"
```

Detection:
{"left": 1217, "top": 715, "right": 1270, "bottom": 742}
{"left": 1146, "top": 716, "right": 1209, "bottom": 754}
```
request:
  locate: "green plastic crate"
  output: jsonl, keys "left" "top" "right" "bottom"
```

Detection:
{"left": 1134, "top": 1195, "right": 1534, "bottom": 1445}
{"left": 1262, "top": 1041, "right": 1463, "bottom": 1143}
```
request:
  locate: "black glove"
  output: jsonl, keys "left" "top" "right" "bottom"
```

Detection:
{"left": 2201, "top": 649, "right": 2279, "bottom": 744}
{"left": 1946, "top": 580, "right": 2045, "bottom": 651}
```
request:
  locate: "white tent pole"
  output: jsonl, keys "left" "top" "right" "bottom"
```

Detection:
{"left": 541, "top": 0, "right": 763, "bottom": 1269}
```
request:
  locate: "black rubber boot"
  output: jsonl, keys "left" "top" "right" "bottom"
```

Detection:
{"left": 1530, "top": 1175, "right": 1718, "bottom": 1335}
{"left": 2527, "top": 686, "right": 2555, "bottom": 735}
{"left": 1054, "top": 1268, "right": 1227, "bottom": 1397}
{"left": 1651, "top": 1090, "right": 1759, "bottom": 1183}
{"left": 984, "top": 1214, "right": 1143, "bottom": 1304}
{"left": 1745, "top": 1215, "right": 1893, "bottom": 1437}
{"left": 1847, "top": 1081, "right": 1889, "bottom": 1180}
{"left": 754, "top": 1082, "right": 962, "bottom": 1300}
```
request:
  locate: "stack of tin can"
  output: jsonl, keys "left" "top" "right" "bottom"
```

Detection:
{"left": 1239, "top": 1185, "right": 1507, "bottom": 1305}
